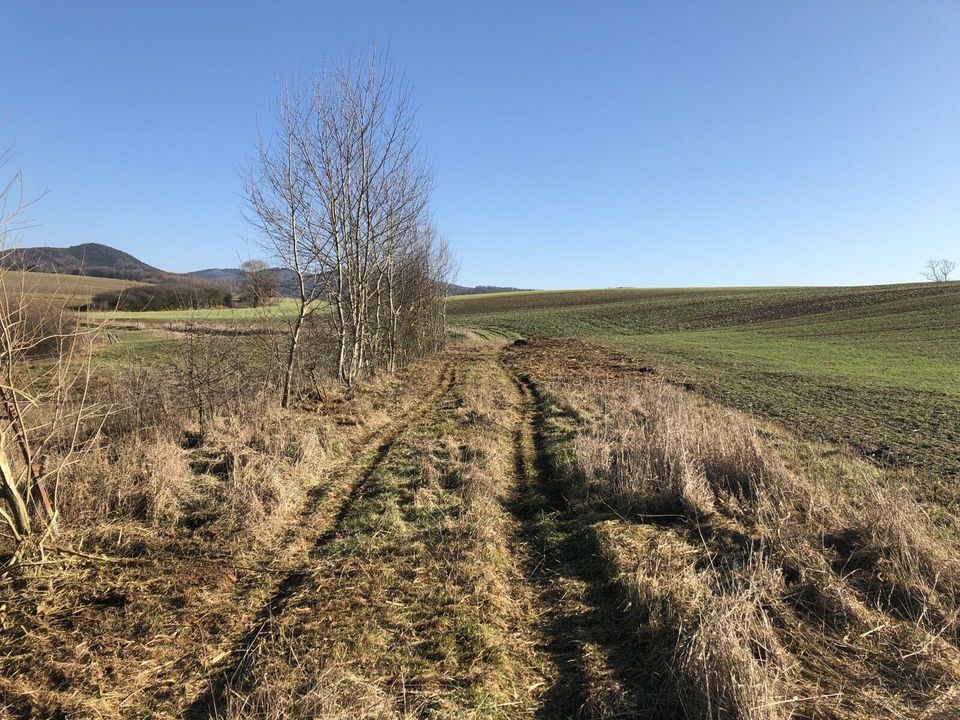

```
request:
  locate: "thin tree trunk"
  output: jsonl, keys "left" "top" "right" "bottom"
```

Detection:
{"left": 281, "top": 306, "right": 306, "bottom": 408}
{"left": 0, "top": 430, "right": 30, "bottom": 539}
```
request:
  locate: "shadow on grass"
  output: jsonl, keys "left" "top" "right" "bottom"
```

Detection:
{"left": 506, "top": 369, "right": 681, "bottom": 720}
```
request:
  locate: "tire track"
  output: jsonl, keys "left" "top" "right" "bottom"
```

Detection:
{"left": 500, "top": 358, "right": 585, "bottom": 718}
{"left": 179, "top": 361, "right": 456, "bottom": 719}
{"left": 499, "top": 351, "right": 644, "bottom": 719}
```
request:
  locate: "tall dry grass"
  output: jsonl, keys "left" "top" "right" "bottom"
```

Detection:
{"left": 52, "top": 400, "right": 333, "bottom": 553}
{"left": 553, "top": 377, "right": 960, "bottom": 718}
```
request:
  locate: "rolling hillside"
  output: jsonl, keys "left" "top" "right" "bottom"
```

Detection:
{"left": 1, "top": 243, "right": 169, "bottom": 282}
{"left": 448, "top": 282, "right": 960, "bottom": 483}
{"left": 4, "top": 243, "right": 521, "bottom": 298}
{"left": 1, "top": 270, "right": 144, "bottom": 303}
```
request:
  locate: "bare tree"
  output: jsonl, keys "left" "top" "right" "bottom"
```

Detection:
{"left": 299, "top": 51, "right": 440, "bottom": 385}
{"left": 240, "top": 259, "right": 278, "bottom": 308}
{"left": 0, "top": 145, "right": 104, "bottom": 560}
{"left": 921, "top": 258, "right": 957, "bottom": 283}
{"left": 244, "top": 83, "right": 326, "bottom": 408}
{"left": 246, "top": 53, "right": 454, "bottom": 396}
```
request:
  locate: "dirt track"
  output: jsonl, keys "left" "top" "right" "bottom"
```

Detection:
{"left": 4, "top": 339, "right": 958, "bottom": 719}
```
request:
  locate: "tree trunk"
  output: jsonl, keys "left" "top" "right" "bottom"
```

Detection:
{"left": 281, "top": 307, "right": 306, "bottom": 408}
{"left": 0, "top": 430, "right": 30, "bottom": 539}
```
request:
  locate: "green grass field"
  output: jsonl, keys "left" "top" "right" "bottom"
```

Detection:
{"left": 448, "top": 282, "right": 960, "bottom": 479}
{"left": 87, "top": 297, "right": 301, "bottom": 323}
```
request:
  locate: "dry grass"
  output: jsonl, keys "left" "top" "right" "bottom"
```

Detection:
{"left": 213, "top": 348, "right": 549, "bottom": 719}
{"left": 59, "top": 434, "right": 201, "bottom": 527}
{"left": 5, "top": 334, "right": 958, "bottom": 719}
{"left": 543, "top": 370, "right": 960, "bottom": 718}
{"left": 0, "top": 354, "right": 445, "bottom": 719}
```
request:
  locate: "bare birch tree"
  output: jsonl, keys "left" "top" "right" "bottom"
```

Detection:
{"left": 300, "top": 51, "right": 440, "bottom": 385}
{"left": 244, "top": 84, "right": 326, "bottom": 408}
{"left": 247, "top": 53, "right": 454, "bottom": 395}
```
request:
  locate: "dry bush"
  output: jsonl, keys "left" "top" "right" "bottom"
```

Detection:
{"left": 172, "top": 327, "right": 274, "bottom": 438}
{"left": 12, "top": 302, "right": 85, "bottom": 359}
{"left": 0, "top": 277, "right": 106, "bottom": 557}
{"left": 100, "top": 362, "right": 179, "bottom": 438}
{"left": 57, "top": 434, "right": 198, "bottom": 528}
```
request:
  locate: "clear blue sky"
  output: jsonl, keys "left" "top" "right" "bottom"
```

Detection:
{"left": 2, "top": 1, "right": 959, "bottom": 288}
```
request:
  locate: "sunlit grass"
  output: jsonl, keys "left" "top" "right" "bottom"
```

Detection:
{"left": 87, "top": 297, "right": 302, "bottom": 323}
{"left": 449, "top": 281, "right": 960, "bottom": 477}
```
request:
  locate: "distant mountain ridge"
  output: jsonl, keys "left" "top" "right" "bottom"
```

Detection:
{"left": 5, "top": 242, "right": 528, "bottom": 296}
{"left": 2, "top": 243, "right": 171, "bottom": 282}
{"left": 189, "top": 270, "right": 527, "bottom": 297}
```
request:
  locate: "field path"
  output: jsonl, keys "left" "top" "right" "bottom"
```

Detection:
{"left": 498, "top": 349, "right": 645, "bottom": 718}
{"left": 176, "top": 360, "right": 456, "bottom": 718}
{"left": 174, "top": 342, "right": 643, "bottom": 718}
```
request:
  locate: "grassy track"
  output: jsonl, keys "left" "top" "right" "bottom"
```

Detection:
{"left": 203, "top": 345, "right": 561, "bottom": 718}
{"left": 449, "top": 282, "right": 960, "bottom": 479}
{"left": 5, "top": 335, "right": 959, "bottom": 717}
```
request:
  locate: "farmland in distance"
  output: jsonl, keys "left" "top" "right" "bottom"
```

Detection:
{"left": 447, "top": 282, "right": 960, "bottom": 489}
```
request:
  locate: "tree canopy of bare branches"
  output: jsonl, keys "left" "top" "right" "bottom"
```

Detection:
{"left": 921, "top": 258, "right": 956, "bottom": 283}
{"left": 0, "top": 145, "right": 104, "bottom": 560}
{"left": 245, "top": 52, "right": 453, "bottom": 403}
{"left": 240, "top": 259, "right": 278, "bottom": 308}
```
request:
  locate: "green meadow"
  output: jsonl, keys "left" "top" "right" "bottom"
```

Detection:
{"left": 448, "top": 282, "right": 960, "bottom": 479}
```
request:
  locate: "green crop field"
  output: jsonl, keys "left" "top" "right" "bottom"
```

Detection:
{"left": 448, "top": 282, "right": 960, "bottom": 481}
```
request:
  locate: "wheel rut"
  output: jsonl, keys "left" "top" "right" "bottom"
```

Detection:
{"left": 179, "top": 361, "right": 456, "bottom": 719}
{"left": 500, "top": 359, "right": 586, "bottom": 718}
{"left": 499, "top": 352, "right": 644, "bottom": 719}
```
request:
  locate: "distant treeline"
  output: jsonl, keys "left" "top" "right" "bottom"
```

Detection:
{"left": 68, "top": 268, "right": 171, "bottom": 282}
{"left": 89, "top": 283, "right": 228, "bottom": 312}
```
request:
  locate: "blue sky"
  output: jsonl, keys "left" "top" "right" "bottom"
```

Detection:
{"left": 2, "top": 1, "right": 959, "bottom": 288}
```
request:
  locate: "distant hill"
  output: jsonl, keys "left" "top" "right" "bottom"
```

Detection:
{"left": 5, "top": 243, "right": 523, "bottom": 297}
{"left": 2, "top": 243, "right": 171, "bottom": 282}
{"left": 188, "top": 267, "right": 303, "bottom": 295}
{"left": 187, "top": 268, "right": 244, "bottom": 282}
